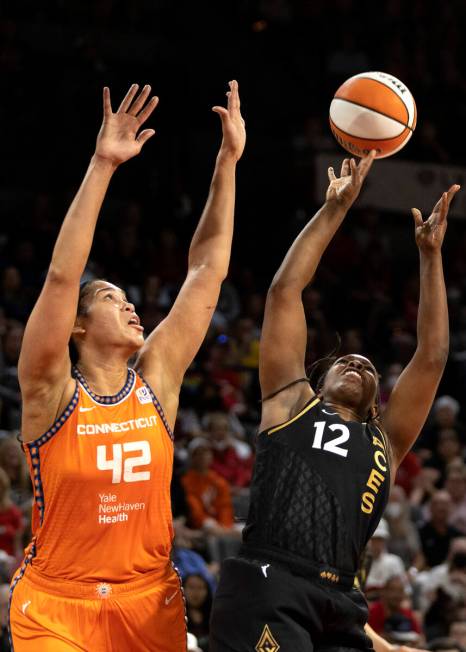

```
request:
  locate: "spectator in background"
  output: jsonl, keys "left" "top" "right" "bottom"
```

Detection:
{"left": 0, "top": 466, "right": 23, "bottom": 559}
{"left": 0, "top": 583, "right": 10, "bottom": 652}
{"left": 419, "top": 490, "right": 462, "bottom": 568}
{"left": 0, "top": 321, "right": 24, "bottom": 429}
{"left": 416, "top": 537, "right": 466, "bottom": 614}
{"left": 450, "top": 621, "right": 466, "bottom": 650}
{"left": 181, "top": 438, "right": 235, "bottom": 534}
{"left": 394, "top": 450, "right": 422, "bottom": 498}
{"left": 384, "top": 485, "right": 421, "bottom": 568}
{"left": 172, "top": 517, "right": 217, "bottom": 592}
{"left": 365, "top": 519, "right": 408, "bottom": 602}
{"left": 446, "top": 464, "right": 466, "bottom": 534}
{"left": 0, "top": 266, "right": 30, "bottom": 322}
{"left": 368, "top": 575, "right": 421, "bottom": 644}
{"left": 184, "top": 573, "right": 212, "bottom": 652}
{"left": 425, "top": 429, "right": 465, "bottom": 486}
{"left": 419, "top": 396, "right": 464, "bottom": 457}
{"left": 428, "top": 639, "right": 466, "bottom": 652}
{"left": 410, "top": 466, "right": 442, "bottom": 515}
{"left": 423, "top": 545, "right": 466, "bottom": 641}
{"left": 0, "top": 437, "right": 31, "bottom": 511}
{"left": 204, "top": 411, "right": 253, "bottom": 492}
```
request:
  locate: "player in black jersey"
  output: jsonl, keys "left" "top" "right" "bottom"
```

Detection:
{"left": 210, "top": 151, "right": 460, "bottom": 652}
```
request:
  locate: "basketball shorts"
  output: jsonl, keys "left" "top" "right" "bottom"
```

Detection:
{"left": 209, "top": 556, "right": 374, "bottom": 652}
{"left": 9, "top": 562, "right": 187, "bottom": 651}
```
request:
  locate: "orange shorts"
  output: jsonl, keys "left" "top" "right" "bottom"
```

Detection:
{"left": 9, "top": 562, "right": 187, "bottom": 652}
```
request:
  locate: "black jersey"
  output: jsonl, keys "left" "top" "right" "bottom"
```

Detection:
{"left": 242, "top": 396, "right": 390, "bottom": 577}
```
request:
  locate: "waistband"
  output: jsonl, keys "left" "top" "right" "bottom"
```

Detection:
{"left": 20, "top": 562, "right": 175, "bottom": 599}
{"left": 239, "top": 543, "right": 356, "bottom": 590}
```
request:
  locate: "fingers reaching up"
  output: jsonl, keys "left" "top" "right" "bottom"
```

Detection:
{"left": 212, "top": 80, "right": 246, "bottom": 162}
{"left": 96, "top": 83, "right": 159, "bottom": 166}
{"left": 412, "top": 184, "right": 460, "bottom": 253}
{"left": 325, "top": 150, "right": 376, "bottom": 210}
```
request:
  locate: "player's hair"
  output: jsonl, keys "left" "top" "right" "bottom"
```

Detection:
{"left": 69, "top": 279, "right": 107, "bottom": 363}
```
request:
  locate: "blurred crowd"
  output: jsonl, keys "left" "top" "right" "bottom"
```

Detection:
{"left": 3, "top": 0, "right": 466, "bottom": 651}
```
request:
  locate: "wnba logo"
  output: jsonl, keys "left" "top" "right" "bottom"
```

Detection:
{"left": 136, "top": 387, "right": 152, "bottom": 405}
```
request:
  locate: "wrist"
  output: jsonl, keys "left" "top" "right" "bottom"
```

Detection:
{"left": 90, "top": 153, "right": 119, "bottom": 174}
{"left": 324, "top": 198, "right": 349, "bottom": 217}
{"left": 419, "top": 248, "right": 442, "bottom": 260}
{"left": 216, "top": 149, "right": 239, "bottom": 167}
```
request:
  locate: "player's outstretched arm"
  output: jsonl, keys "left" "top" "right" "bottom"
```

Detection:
{"left": 259, "top": 152, "right": 375, "bottom": 402}
{"left": 365, "top": 623, "right": 424, "bottom": 652}
{"left": 382, "top": 185, "right": 460, "bottom": 468}
{"left": 19, "top": 85, "right": 158, "bottom": 397}
{"left": 136, "top": 81, "right": 245, "bottom": 427}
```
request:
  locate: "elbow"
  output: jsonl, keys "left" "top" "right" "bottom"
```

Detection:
{"left": 268, "top": 277, "right": 302, "bottom": 298}
{"left": 418, "top": 344, "right": 449, "bottom": 370}
{"left": 46, "top": 265, "right": 72, "bottom": 286}
{"left": 188, "top": 262, "right": 228, "bottom": 284}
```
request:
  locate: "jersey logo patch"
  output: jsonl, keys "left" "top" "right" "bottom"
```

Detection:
{"left": 256, "top": 624, "right": 280, "bottom": 652}
{"left": 136, "top": 387, "right": 152, "bottom": 405}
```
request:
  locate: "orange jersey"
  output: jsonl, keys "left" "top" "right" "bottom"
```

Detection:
{"left": 20, "top": 367, "right": 174, "bottom": 584}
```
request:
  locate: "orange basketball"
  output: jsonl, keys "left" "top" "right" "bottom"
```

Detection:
{"left": 329, "top": 72, "right": 417, "bottom": 159}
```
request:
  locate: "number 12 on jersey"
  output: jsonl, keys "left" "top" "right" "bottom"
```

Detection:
{"left": 97, "top": 441, "right": 151, "bottom": 483}
{"left": 312, "top": 421, "right": 349, "bottom": 458}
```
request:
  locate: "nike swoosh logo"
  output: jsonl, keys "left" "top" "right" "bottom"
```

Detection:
{"left": 164, "top": 591, "right": 178, "bottom": 605}
{"left": 22, "top": 600, "right": 31, "bottom": 615}
{"left": 79, "top": 406, "right": 95, "bottom": 412}
{"left": 322, "top": 409, "right": 338, "bottom": 416}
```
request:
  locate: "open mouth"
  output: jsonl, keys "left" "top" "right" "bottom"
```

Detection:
{"left": 128, "top": 316, "right": 143, "bottom": 331}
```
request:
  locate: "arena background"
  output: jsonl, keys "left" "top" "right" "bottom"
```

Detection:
{"left": 2, "top": 1, "right": 466, "bottom": 650}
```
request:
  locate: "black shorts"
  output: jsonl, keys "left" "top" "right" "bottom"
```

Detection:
{"left": 209, "top": 557, "right": 373, "bottom": 652}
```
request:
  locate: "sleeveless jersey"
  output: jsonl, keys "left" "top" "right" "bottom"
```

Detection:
{"left": 20, "top": 367, "right": 174, "bottom": 584}
{"left": 243, "top": 397, "right": 390, "bottom": 576}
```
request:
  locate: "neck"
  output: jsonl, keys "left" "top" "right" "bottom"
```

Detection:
{"left": 76, "top": 354, "right": 130, "bottom": 396}
{"left": 324, "top": 400, "right": 364, "bottom": 422}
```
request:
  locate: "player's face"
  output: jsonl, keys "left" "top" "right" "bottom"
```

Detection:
{"left": 322, "top": 354, "right": 379, "bottom": 418}
{"left": 80, "top": 282, "right": 144, "bottom": 352}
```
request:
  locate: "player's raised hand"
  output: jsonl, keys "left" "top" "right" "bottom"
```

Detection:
{"left": 95, "top": 84, "right": 159, "bottom": 166}
{"left": 326, "top": 150, "right": 376, "bottom": 210}
{"left": 412, "top": 184, "right": 460, "bottom": 254}
{"left": 212, "top": 80, "right": 246, "bottom": 162}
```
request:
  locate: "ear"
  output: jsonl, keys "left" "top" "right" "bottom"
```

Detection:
{"left": 72, "top": 319, "right": 86, "bottom": 336}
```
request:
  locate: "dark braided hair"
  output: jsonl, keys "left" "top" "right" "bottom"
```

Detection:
{"left": 69, "top": 279, "right": 108, "bottom": 364}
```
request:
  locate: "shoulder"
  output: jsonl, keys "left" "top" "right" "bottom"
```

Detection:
{"left": 260, "top": 384, "right": 317, "bottom": 434}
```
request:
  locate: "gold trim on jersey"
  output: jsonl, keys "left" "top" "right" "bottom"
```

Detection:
{"left": 267, "top": 397, "right": 320, "bottom": 435}
{"left": 255, "top": 624, "right": 280, "bottom": 652}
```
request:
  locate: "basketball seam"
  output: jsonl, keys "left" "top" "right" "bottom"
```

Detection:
{"left": 329, "top": 117, "right": 410, "bottom": 142}
{"left": 337, "top": 76, "right": 414, "bottom": 129}
{"left": 331, "top": 97, "right": 413, "bottom": 133}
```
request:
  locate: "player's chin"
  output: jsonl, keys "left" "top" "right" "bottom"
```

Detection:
{"left": 337, "top": 381, "right": 364, "bottom": 404}
{"left": 123, "top": 329, "right": 145, "bottom": 350}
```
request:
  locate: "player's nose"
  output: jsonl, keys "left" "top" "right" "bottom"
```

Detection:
{"left": 347, "top": 359, "right": 364, "bottom": 371}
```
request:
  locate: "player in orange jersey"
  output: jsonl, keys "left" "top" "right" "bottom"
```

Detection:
{"left": 9, "top": 80, "right": 246, "bottom": 651}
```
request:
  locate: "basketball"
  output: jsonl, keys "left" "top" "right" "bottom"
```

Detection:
{"left": 329, "top": 71, "right": 417, "bottom": 159}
